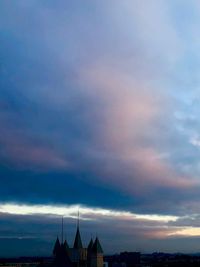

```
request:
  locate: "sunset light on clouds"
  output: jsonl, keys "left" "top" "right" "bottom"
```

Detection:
{"left": 1, "top": 0, "right": 200, "bottom": 256}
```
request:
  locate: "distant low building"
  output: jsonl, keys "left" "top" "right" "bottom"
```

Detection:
{"left": 104, "top": 252, "right": 140, "bottom": 267}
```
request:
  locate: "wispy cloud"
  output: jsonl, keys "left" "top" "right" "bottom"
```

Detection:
{"left": 0, "top": 203, "right": 178, "bottom": 223}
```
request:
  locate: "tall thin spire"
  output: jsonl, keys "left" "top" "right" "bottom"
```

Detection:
{"left": 77, "top": 209, "right": 80, "bottom": 228}
{"left": 73, "top": 226, "right": 83, "bottom": 249}
{"left": 73, "top": 209, "right": 83, "bottom": 249}
{"left": 61, "top": 216, "right": 64, "bottom": 244}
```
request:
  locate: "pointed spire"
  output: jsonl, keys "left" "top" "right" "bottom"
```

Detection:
{"left": 61, "top": 240, "right": 69, "bottom": 258}
{"left": 78, "top": 209, "right": 80, "bottom": 228}
{"left": 63, "top": 239, "right": 69, "bottom": 250}
{"left": 73, "top": 209, "right": 83, "bottom": 249}
{"left": 73, "top": 227, "right": 83, "bottom": 249}
{"left": 87, "top": 238, "right": 94, "bottom": 251}
{"left": 61, "top": 216, "right": 64, "bottom": 244}
{"left": 92, "top": 237, "right": 103, "bottom": 254}
{"left": 53, "top": 237, "right": 61, "bottom": 256}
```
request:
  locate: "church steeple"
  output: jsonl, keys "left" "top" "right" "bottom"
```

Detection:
{"left": 73, "top": 226, "right": 83, "bottom": 249}
{"left": 53, "top": 237, "right": 61, "bottom": 256}
{"left": 61, "top": 217, "right": 69, "bottom": 252}
{"left": 88, "top": 238, "right": 94, "bottom": 251}
{"left": 73, "top": 211, "right": 83, "bottom": 249}
{"left": 92, "top": 237, "right": 103, "bottom": 254}
{"left": 63, "top": 239, "right": 69, "bottom": 250}
{"left": 61, "top": 216, "right": 64, "bottom": 244}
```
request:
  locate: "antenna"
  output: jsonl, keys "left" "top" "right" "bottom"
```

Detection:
{"left": 61, "top": 216, "right": 64, "bottom": 244}
{"left": 77, "top": 209, "right": 80, "bottom": 228}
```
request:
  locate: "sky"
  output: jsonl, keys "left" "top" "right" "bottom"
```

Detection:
{"left": 1, "top": 0, "right": 200, "bottom": 256}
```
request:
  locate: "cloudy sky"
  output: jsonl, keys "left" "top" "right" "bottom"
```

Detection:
{"left": 1, "top": 0, "right": 200, "bottom": 256}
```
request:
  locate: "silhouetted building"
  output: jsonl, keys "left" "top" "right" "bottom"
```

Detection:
{"left": 52, "top": 223, "right": 103, "bottom": 267}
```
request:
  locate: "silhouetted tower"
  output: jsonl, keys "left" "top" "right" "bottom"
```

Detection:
{"left": 88, "top": 238, "right": 94, "bottom": 252}
{"left": 52, "top": 218, "right": 72, "bottom": 267}
{"left": 64, "top": 240, "right": 69, "bottom": 251}
{"left": 53, "top": 237, "right": 61, "bottom": 257}
{"left": 74, "top": 210, "right": 83, "bottom": 249}
{"left": 61, "top": 216, "right": 64, "bottom": 244}
{"left": 63, "top": 239, "right": 70, "bottom": 259}
{"left": 87, "top": 238, "right": 94, "bottom": 267}
{"left": 72, "top": 211, "right": 87, "bottom": 267}
{"left": 90, "top": 237, "right": 103, "bottom": 267}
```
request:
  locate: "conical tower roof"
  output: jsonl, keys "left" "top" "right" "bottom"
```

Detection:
{"left": 53, "top": 237, "right": 61, "bottom": 256}
{"left": 73, "top": 227, "right": 83, "bottom": 249}
{"left": 87, "top": 238, "right": 94, "bottom": 251}
{"left": 92, "top": 237, "right": 103, "bottom": 254}
{"left": 60, "top": 241, "right": 69, "bottom": 256}
{"left": 63, "top": 239, "right": 69, "bottom": 250}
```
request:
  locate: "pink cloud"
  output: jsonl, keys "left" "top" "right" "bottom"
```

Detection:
{"left": 4, "top": 143, "right": 69, "bottom": 171}
{"left": 0, "top": 120, "right": 70, "bottom": 171}
{"left": 78, "top": 63, "right": 198, "bottom": 193}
